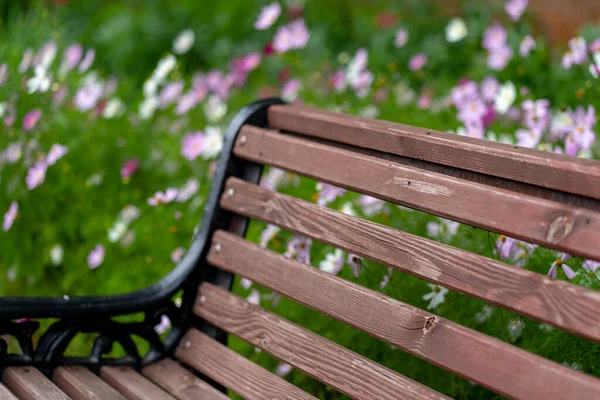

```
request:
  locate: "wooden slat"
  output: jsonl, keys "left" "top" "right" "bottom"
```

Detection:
{"left": 207, "top": 231, "right": 600, "bottom": 400}
{"left": 234, "top": 126, "right": 600, "bottom": 261}
{"left": 53, "top": 367, "right": 126, "bottom": 400}
{"left": 268, "top": 104, "right": 600, "bottom": 200}
{"left": 99, "top": 367, "right": 176, "bottom": 400}
{"left": 176, "top": 329, "right": 316, "bottom": 400}
{"left": 0, "top": 383, "right": 17, "bottom": 400}
{"left": 2, "top": 367, "right": 70, "bottom": 400}
{"left": 220, "top": 178, "right": 600, "bottom": 343}
{"left": 142, "top": 359, "right": 228, "bottom": 400}
{"left": 195, "top": 283, "right": 448, "bottom": 400}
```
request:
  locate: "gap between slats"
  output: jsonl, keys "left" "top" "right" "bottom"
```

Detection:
{"left": 206, "top": 231, "right": 600, "bottom": 400}
{"left": 219, "top": 178, "right": 600, "bottom": 344}
{"left": 233, "top": 125, "right": 600, "bottom": 261}
{"left": 268, "top": 104, "right": 600, "bottom": 200}
{"left": 176, "top": 328, "right": 316, "bottom": 400}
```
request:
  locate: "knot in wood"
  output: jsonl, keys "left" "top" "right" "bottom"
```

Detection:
{"left": 546, "top": 215, "right": 574, "bottom": 244}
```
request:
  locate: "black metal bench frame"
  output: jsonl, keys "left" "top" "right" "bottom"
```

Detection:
{"left": 0, "top": 98, "right": 284, "bottom": 376}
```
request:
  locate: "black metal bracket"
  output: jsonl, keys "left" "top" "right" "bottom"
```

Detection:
{"left": 0, "top": 98, "right": 284, "bottom": 374}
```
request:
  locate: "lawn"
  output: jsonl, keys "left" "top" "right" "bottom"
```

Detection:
{"left": 1, "top": 0, "right": 600, "bottom": 398}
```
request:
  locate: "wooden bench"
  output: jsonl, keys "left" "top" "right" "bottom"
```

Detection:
{"left": 2, "top": 99, "right": 600, "bottom": 399}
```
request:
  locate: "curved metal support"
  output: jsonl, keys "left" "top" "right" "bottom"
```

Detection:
{"left": 0, "top": 98, "right": 284, "bottom": 371}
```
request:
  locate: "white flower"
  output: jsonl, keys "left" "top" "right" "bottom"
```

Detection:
{"left": 240, "top": 278, "right": 253, "bottom": 290}
{"left": 139, "top": 96, "right": 159, "bottom": 120}
{"left": 590, "top": 52, "right": 600, "bottom": 78}
{"left": 203, "top": 95, "right": 227, "bottom": 122}
{"left": 474, "top": 305, "right": 494, "bottom": 324}
{"left": 508, "top": 318, "right": 524, "bottom": 341}
{"left": 143, "top": 78, "right": 159, "bottom": 97}
{"left": 445, "top": 18, "right": 468, "bottom": 43}
{"left": 422, "top": 284, "right": 449, "bottom": 310}
{"left": 494, "top": 81, "right": 516, "bottom": 114}
{"left": 202, "top": 126, "right": 224, "bottom": 159}
{"left": 246, "top": 289, "right": 261, "bottom": 305}
{"left": 173, "top": 29, "right": 195, "bottom": 55}
{"left": 0, "top": 102, "right": 6, "bottom": 118}
{"left": 341, "top": 202, "right": 356, "bottom": 216}
{"left": 153, "top": 54, "right": 177, "bottom": 82}
{"left": 27, "top": 66, "right": 51, "bottom": 93}
{"left": 103, "top": 97, "right": 124, "bottom": 119}
{"left": 319, "top": 249, "right": 345, "bottom": 275}
{"left": 359, "top": 105, "right": 379, "bottom": 118}
{"left": 119, "top": 205, "right": 141, "bottom": 224}
{"left": 50, "top": 245, "right": 64, "bottom": 266}
{"left": 7, "top": 265, "right": 17, "bottom": 282}
{"left": 108, "top": 221, "right": 128, "bottom": 243}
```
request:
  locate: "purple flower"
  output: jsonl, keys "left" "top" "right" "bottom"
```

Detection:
{"left": 26, "top": 160, "right": 47, "bottom": 190}
{"left": 451, "top": 81, "right": 479, "bottom": 107}
{"left": 583, "top": 260, "right": 600, "bottom": 273}
{"left": 259, "top": 224, "right": 280, "bottom": 248}
{"left": 87, "top": 245, "right": 105, "bottom": 270}
{"left": 394, "top": 28, "right": 408, "bottom": 48}
{"left": 148, "top": 188, "right": 178, "bottom": 206}
{"left": 569, "top": 105, "right": 596, "bottom": 150}
{"left": 482, "top": 23, "right": 508, "bottom": 51}
{"left": 181, "top": 132, "right": 205, "bottom": 160}
{"left": 480, "top": 77, "right": 499, "bottom": 103}
{"left": 519, "top": 35, "right": 536, "bottom": 57}
{"left": 4, "top": 143, "right": 22, "bottom": 164}
{"left": 458, "top": 99, "right": 487, "bottom": 124}
{"left": 516, "top": 128, "right": 543, "bottom": 148}
{"left": 275, "top": 363, "right": 292, "bottom": 377}
{"left": 23, "top": 110, "right": 42, "bottom": 130}
{"left": 240, "top": 277, "right": 253, "bottom": 290}
{"left": 3, "top": 201, "right": 18, "bottom": 232}
{"left": 522, "top": 99, "right": 550, "bottom": 132}
{"left": 254, "top": 2, "right": 281, "bottom": 30}
{"left": 496, "top": 236, "right": 518, "bottom": 259}
{"left": 47, "top": 144, "right": 68, "bottom": 166}
{"left": 487, "top": 45, "right": 513, "bottom": 70}
{"left": 562, "top": 37, "right": 588, "bottom": 69}
{"left": 380, "top": 268, "right": 393, "bottom": 289}
{"left": 285, "top": 235, "right": 312, "bottom": 265}
{"left": 358, "top": 195, "right": 386, "bottom": 217}
{"left": 78, "top": 49, "right": 95, "bottom": 73}
{"left": 347, "top": 254, "right": 362, "bottom": 278}
{"left": 159, "top": 80, "right": 184, "bottom": 108}
{"left": 154, "top": 315, "right": 171, "bottom": 334}
{"left": 547, "top": 253, "right": 575, "bottom": 280}
{"left": 565, "top": 135, "right": 579, "bottom": 156}
{"left": 61, "top": 44, "right": 83, "bottom": 72}
{"left": 408, "top": 53, "right": 428, "bottom": 71}
{"left": 316, "top": 182, "right": 346, "bottom": 206}
{"left": 505, "top": 0, "right": 528, "bottom": 22}
{"left": 74, "top": 80, "right": 103, "bottom": 111}
{"left": 120, "top": 158, "right": 139, "bottom": 179}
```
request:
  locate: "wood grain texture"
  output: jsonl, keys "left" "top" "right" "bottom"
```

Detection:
{"left": 195, "top": 283, "right": 448, "bottom": 400}
{"left": 176, "top": 328, "right": 316, "bottom": 400}
{"left": 234, "top": 126, "right": 600, "bottom": 261}
{"left": 142, "top": 358, "right": 228, "bottom": 400}
{"left": 219, "top": 178, "right": 600, "bottom": 343}
{"left": 206, "top": 233, "right": 600, "bottom": 399}
{"left": 53, "top": 367, "right": 127, "bottom": 400}
{"left": 99, "top": 367, "right": 176, "bottom": 400}
{"left": 2, "top": 367, "right": 70, "bottom": 400}
{"left": 268, "top": 104, "right": 600, "bottom": 200}
{"left": 0, "top": 383, "right": 17, "bottom": 400}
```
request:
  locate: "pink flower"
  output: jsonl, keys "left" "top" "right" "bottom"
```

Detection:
{"left": 347, "top": 254, "right": 362, "bottom": 278}
{"left": 285, "top": 235, "right": 312, "bottom": 265}
{"left": 78, "top": 49, "right": 95, "bottom": 73}
{"left": 19, "top": 49, "right": 33, "bottom": 73}
{"left": 522, "top": 99, "right": 550, "bottom": 132}
{"left": 181, "top": 131, "right": 205, "bottom": 160}
{"left": 519, "top": 35, "right": 536, "bottom": 57}
{"left": 148, "top": 188, "right": 178, "bottom": 206}
{"left": 3, "top": 201, "right": 18, "bottom": 232}
{"left": 26, "top": 160, "right": 47, "bottom": 190}
{"left": 171, "top": 247, "right": 186, "bottom": 263}
{"left": 47, "top": 144, "right": 68, "bottom": 165}
{"left": 394, "top": 28, "right": 408, "bottom": 48}
{"left": 275, "top": 363, "right": 293, "bottom": 377}
{"left": 331, "top": 70, "right": 347, "bottom": 92}
{"left": 590, "top": 38, "right": 600, "bottom": 53}
{"left": 159, "top": 80, "right": 185, "bottom": 108}
{"left": 87, "top": 245, "right": 105, "bottom": 270}
{"left": 505, "top": 0, "right": 528, "bottom": 22}
{"left": 458, "top": 99, "right": 487, "bottom": 124}
{"left": 273, "top": 19, "right": 310, "bottom": 53}
{"left": 569, "top": 105, "right": 596, "bottom": 150}
{"left": 562, "top": 37, "right": 588, "bottom": 69}
{"left": 480, "top": 77, "right": 499, "bottom": 103}
{"left": 176, "top": 178, "right": 200, "bottom": 202}
{"left": 254, "top": 2, "right": 281, "bottom": 30}
{"left": 120, "top": 158, "right": 140, "bottom": 179}
{"left": 408, "top": 53, "right": 428, "bottom": 71}
{"left": 547, "top": 253, "right": 575, "bottom": 280}
{"left": 487, "top": 45, "right": 513, "bottom": 70}
{"left": 483, "top": 23, "right": 508, "bottom": 51}
{"left": 23, "top": 110, "right": 42, "bottom": 130}
{"left": 451, "top": 81, "right": 479, "bottom": 107}
{"left": 61, "top": 44, "right": 83, "bottom": 72}
{"left": 74, "top": 80, "right": 103, "bottom": 111}
{"left": 282, "top": 79, "right": 301, "bottom": 101}
{"left": 516, "top": 128, "right": 543, "bottom": 148}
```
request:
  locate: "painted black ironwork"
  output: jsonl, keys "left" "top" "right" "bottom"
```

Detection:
{"left": 0, "top": 98, "right": 284, "bottom": 375}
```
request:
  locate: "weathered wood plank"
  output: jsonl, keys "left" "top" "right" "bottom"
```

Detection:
{"left": 234, "top": 126, "right": 600, "bottom": 261}
{"left": 195, "top": 283, "right": 449, "bottom": 400}
{"left": 268, "top": 104, "right": 600, "bottom": 200}
{"left": 176, "top": 329, "right": 316, "bottom": 400}
{"left": 219, "top": 178, "right": 600, "bottom": 343}
{"left": 142, "top": 358, "right": 228, "bottom": 400}
{"left": 53, "top": 367, "right": 127, "bottom": 400}
{"left": 2, "top": 367, "right": 70, "bottom": 400}
{"left": 206, "top": 232, "right": 600, "bottom": 400}
{"left": 99, "top": 367, "right": 176, "bottom": 400}
{"left": 0, "top": 383, "right": 17, "bottom": 400}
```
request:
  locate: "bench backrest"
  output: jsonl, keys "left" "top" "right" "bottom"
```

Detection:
{"left": 182, "top": 102, "right": 600, "bottom": 399}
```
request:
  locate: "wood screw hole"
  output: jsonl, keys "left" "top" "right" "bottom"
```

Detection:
{"left": 214, "top": 243, "right": 222, "bottom": 252}
{"left": 226, "top": 188, "right": 235, "bottom": 197}
{"left": 199, "top": 295, "right": 206, "bottom": 304}
{"left": 239, "top": 135, "right": 247, "bottom": 145}
{"left": 183, "top": 340, "right": 191, "bottom": 349}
